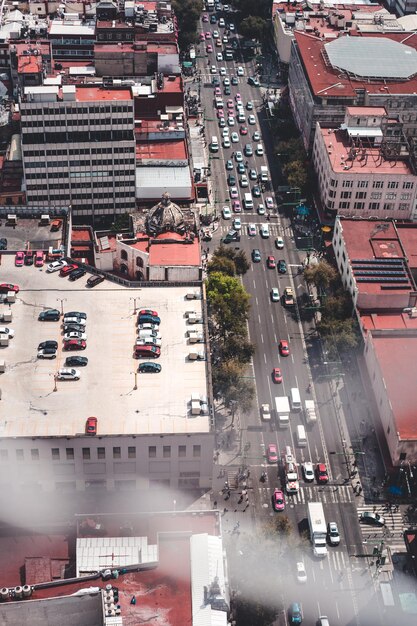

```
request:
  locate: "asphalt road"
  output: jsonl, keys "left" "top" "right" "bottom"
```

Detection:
{"left": 196, "top": 10, "right": 390, "bottom": 626}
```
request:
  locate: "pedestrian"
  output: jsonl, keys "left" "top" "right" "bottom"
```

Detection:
{"left": 246, "top": 469, "right": 250, "bottom": 479}
{"left": 238, "top": 496, "right": 243, "bottom": 504}
{"left": 213, "top": 501, "right": 217, "bottom": 508}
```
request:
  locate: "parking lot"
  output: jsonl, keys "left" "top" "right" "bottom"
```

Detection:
{"left": 0, "top": 256, "right": 208, "bottom": 438}
{"left": 0, "top": 218, "right": 63, "bottom": 251}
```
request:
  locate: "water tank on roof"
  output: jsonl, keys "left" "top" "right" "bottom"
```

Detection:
{"left": 22, "top": 585, "right": 32, "bottom": 597}
{"left": 14, "top": 586, "right": 23, "bottom": 599}
{"left": 0, "top": 588, "right": 9, "bottom": 601}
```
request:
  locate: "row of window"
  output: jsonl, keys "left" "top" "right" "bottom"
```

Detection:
{"left": 335, "top": 191, "right": 411, "bottom": 201}
{"left": 25, "top": 119, "right": 131, "bottom": 129}
{"left": 97, "top": 33, "right": 134, "bottom": 42}
{"left": 25, "top": 178, "right": 132, "bottom": 190}
{"left": 0, "top": 444, "right": 202, "bottom": 462}
{"left": 23, "top": 105, "right": 132, "bottom": 117}
{"left": 336, "top": 201, "right": 409, "bottom": 211}
{"left": 24, "top": 147, "right": 133, "bottom": 157}
{"left": 335, "top": 179, "right": 414, "bottom": 190}
{"left": 25, "top": 159, "right": 135, "bottom": 170}
{"left": 26, "top": 195, "right": 132, "bottom": 208}
{"left": 22, "top": 130, "right": 133, "bottom": 144}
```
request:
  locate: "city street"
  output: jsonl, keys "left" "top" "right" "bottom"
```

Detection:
{"left": 194, "top": 7, "right": 403, "bottom": 626}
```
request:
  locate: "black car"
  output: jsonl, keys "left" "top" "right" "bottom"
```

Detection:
{"left": 224, "top": 86, "right": 231, "bottom": 95}
{"left": 65, "top": 355, "right": 88, "bottom": 367}
{"left": 278, "top": 259, "right": 287, "bottom": 274}
{"left": 25, "top": 251, "right": 34, "bottom": 266}
{"left": 227, "top": 174, "right": 236, "bottom": 186}
{"left": 64, "top": 311, "right": 87, "bottom": 320}
{"left": 223, "top": 229, "right": 240, "bottom": 243}
{"left": 0, "top": 238, "right": 7, "bottom": 251}
{"left": 38, "top": 340, "right": 58, "bottom": 351}
{"left": 211, "top": 77, "right": 220, "bottom": 87}
{"left": 359, "top": 512, "right": 385, "bottom": 527}
{"left": 138, "top": 362, "right": 162, "bottom": 373}
{"left": 87, "top": 274, "right": 105, "bottom": 288}
{"left": 138, "top": 315, "right": 161, "bottom": 325}
{"left": 38, "top": 309, "right": 60, "bottom": 322}
{"left": 63, "top": 323, "right": 85, "bottom": 333}
{"left": 68, "top": 268, "right": 86, "bottom": 281}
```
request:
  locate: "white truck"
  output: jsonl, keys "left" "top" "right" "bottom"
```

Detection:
{"left": 305, "top": 399, "right": 317, "bottom": 424}
{"left": 307, "top": 502, "right": 328, "bottom": 558}
{"left": 260, "top": 165, "right": 269, "bottom": 183}
{"left": 284, "top": 446, "right": 299, "bottom": 494}
{"left": 275, "top": 396, "right": 290, "bottom": 427}
{"left": 188, "top": 331, "right": 204, "bottom": 343}
{"left": 261, "top": 403, "right": 271, "bottom": 421}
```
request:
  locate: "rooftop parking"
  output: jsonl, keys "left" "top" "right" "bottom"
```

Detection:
{"left": 0, "top": 218, "right": 63, "bottom": 251}
{"left": 0, "top": 255, "right": 208, "bottom": 438}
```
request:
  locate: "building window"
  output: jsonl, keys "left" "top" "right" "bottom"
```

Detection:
{"left": 136, "top": 257, "right": 144, "bottom": 268}
{"left": 354, "top": 202, "right": 365, "bottom": 210}
{"left": 328, "top": 189, "right": 336, "bottom": 198}
{"left": 163, "top": 446, "right": 171, "bottom": 458}
{"left": 31, "top": 449, "right": 39, "bottom": 461}
{"left": 16, "top": 449, "right": 24, "bottom": 461}
{"left": 369, "top": 202, "right": 380, "bottom": 211}
{"left": 355, "top": 191, "right": 367, "bottom": 199}
{"left": 179, "top": 445, "right": 186, "bottom": 458}
{"left": 371, "top": 192, "right": 382, "bottom": 200}
{"left": 399, "top": 203, "right": 409, "bottom": 211}
{"left": 399, "top": 452, "right": 406, "bottom": 461}
{"left": 0, "top": 449, "right": 8, "bottom": 460}
{"left": 401, "top": 193, "right": 411, "bottom": 201}
{"left": 342, "top": 180, "right": 353, "bottom": 188}
{"left": 357, "top": 180, "right": 368, "bottom": 188}
{"left": 193, "top": 445, "right": 201, "bottom": 458}
{"left": 97, "top": 447, "right": 105, "bottom": 459}
{"left": 341, "top": 191, "right": 351, "bottom": 199}
{"left": 66, "top": 448, "right": 74, "bottom": 460}
{"left": 113, "top": 447, "right": 121, "bottom": 459}
{"left": 383, "top": 203, "right": 394, "bottom": 211}
{"left": 387, "top": 181, "right": 399, "bottom": 189}
{"left": 120, "top": 249, "right": 128, "bottom": 261}
{"left": 82, "top": 448, "right": 91, "bottom": 460}
{"left": 385, "top": 192, "right": 397, "bottom": 200}
{"left": 128, "top": 446, "right": 136, "bottom": 459}
{"left": 330, "top": 178, "right": 338, "bottom": 187}
{"left": 372, "top": 181, "right": 383, "bottom": 189}
{"left": 403, "top": 181, "right": 414, "bottom": 189}
{"left": 51, "top": 448, "right": 60, "bottom": 460}
{"left": 339, "top": 202, "right": 350, "bottom": 209}
{"left": 148, "top": 446, "right": 156, "bottom": 458}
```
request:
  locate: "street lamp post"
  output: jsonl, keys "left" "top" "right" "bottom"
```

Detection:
{"left": 130, "top": 297, "right": 139, "bottom": 315}
{"left": 56, "top": 298, "right": 67, "bottom": 316}
{"left": 130, "top": 370, "right": 138, "bottom": 391}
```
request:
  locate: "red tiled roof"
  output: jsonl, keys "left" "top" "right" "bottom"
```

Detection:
{"left": 295, "top": 31, "right": 417, "bottom": 98}
{"left": 395, "top": 224, "right": 417, "bottom": 270}
{"left": 159, "top": 76, "right": 182, "bottom": 94}
{"left": 18, "top": 54, "right": 42, "bottom": 74}
{"left": 75, "top": 86, "right": 132, "bottom": 101}
{"left": 71, "top": 228, "right": 92, "bottom": 243}
{"left": 149, "top": 237, "right": 200, "bottom": 266}
{"left": 135, "top": 140, "right": 187, "bottom": 160}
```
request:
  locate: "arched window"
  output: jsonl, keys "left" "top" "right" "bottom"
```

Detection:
{"left": 136, "top": 256, "right": 144, "bottom": 268}
{"left": 120, "top": 249, "right": 128, "bottom": 261}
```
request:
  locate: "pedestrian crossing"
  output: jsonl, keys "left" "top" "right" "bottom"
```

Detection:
{"left": 258, "top": 483, "right": 354, "bottom": 505}
{"left": 356, "top": 505, "right": 406, "bottom": 552}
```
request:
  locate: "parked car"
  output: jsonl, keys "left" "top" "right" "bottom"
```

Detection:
{"left": 56, "top": 368, "right": 80, "bottom": 380}
{"left": 138, "top": 362, "right": 162, "bottom": 373}
{"left": 24, "top": 251, "right": 34, "bottom": 266}
{"left": 38, "top": 340, "right": 58, "bottom": 351}
{"left": 273, "top": 488, "right": 286, "bottom": 511}
{"left": 0, "top": 326, "right": 15, "bottom": 338}
{"left": 0, "top": 283, "right": 19, "bottom": 293}
{"left": 64, "top": 311, "right": 87, "bottom": 320}
{"left": 60, "top": 264, "right": 78, "bottom": 277}
{"left": 63, "top": 316, "right": 86, "bottom": 326}
{"left": 137, "top": 323, "right": 158, "bottom": 331}
{"left": 359, "top": 512, "right": 385, "bottom": 527}
{"left": 15, "top": 251, "right": 25, "bottom": 267}
{"left": 68, "top": 268, "right": 86, "bottom": 281}
{"left": 37, "top": 348, "right": 57, "bottom": 359}
{"left": 134, "top": 345, "right": 161, "bottom": 359}
{"left": 86, "top": 416, "right": 97, "bottom": 435}
{"left": 65, "top": 356, "right": 88, "bottom": 367}
{"left": 63, "top": 331, "right": 87, "bottom": 341}
{"left": 0, "top": 238, "right": 7, "bottom": 250}
{"left": 135, "top": 337, "right": 162, "bottom": 348}
{"left": 63, "top": 339, "right": 86, "bottom": 351}
{"left": 47, "top": 260, "right": 67, "bottom": 273}
{"left": 38, "top": 309, "right": 60, "bottom": 322}
{"left": 138, "top": 309, "right": 158, "bottom": 318}
{"left": 87, "top": 274, "right": 105, "bottom": 288}
{"left": 35, "top": 251, "right": 44, "bottom": 267}
{"left": 138, "top": 314, "right": 161, "bottom": 325}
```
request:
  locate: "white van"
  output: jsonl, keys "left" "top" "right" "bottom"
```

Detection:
{"left": 210, "top": 136, "right": 219, "bottom": 152}
{"left": 138, "top": 329, "right": 161, "bottom": 339}
{"left": 256, "top": 143, "right": 264, "bottom": 156}
{"left": 296, "top": 424, "right": 307, "bottom": 447}
{"left": 290, "top": 387, "right": 301, "bottom": 411}
{"left": 260, "top": 223, "right": 269, "bottom": 238}
{"left": 243, "top": 192, "right": 253, "bottom": 209}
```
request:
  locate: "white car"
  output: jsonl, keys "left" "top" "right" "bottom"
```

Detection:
{"left": 328, "top": 522, "right": 340, "bottom": 546}
{"left": 219, "top": 18, "right": 225, "bottom": 27}
{"left": 63, "top": 331, "right": 87, "bottom": 341}
{"left": 265, "top": 196, "right": 275, "bottom": 209}
{"left": 235, "top": 151, "right": 243, "bottom": 162}
{"left": 302, "top": 461, "right": 315, "bottom": 482}
{"left": 220, "top": 67, "right": 227, "bottom": 76}
{"left": 227, "top": 116, "right": 235, "bottom": 126}
{"left": 271, "top": 288, "right": 280, "bottom": 302}
{"left": 216, "top": 52, "right": 223, "bottom": 61}
{"left": 223, "top": 137, "right": 231, "bottom": 148}
{"left": 248, "top": 115, "right": 256, "bottom": 125}
{"left": 222, "top": 206, "right": 232, "bottom": 219}
{"left": 57, "top": 368, "right": 80, "bottom": 381}
{"left": 275, "top": 236, "right": 284, "bottom": 249}
{"left": 138, "top": 330, "right": 161, "bottom": 339}
{"left": 37, "top": 348, "right": 57, "bottom": 359}
{"left": 0, "top": 326, "right": 15, "bottom": 338}
{"left": 296, "top": 562, "right": 307, "bottom": 584}
{"left": 233, "top": 217, "right": 242, "bottom": 230}
{"left": 248, "top": 223, "right": 256, "bottom": 236}
{"left": 257, "top": 204, "right": 266, "bottom": 215}
{"left": 135, "top": 337, "right": 162, "bottom": 348}
{"left": 62, "top": 316, "right": 86, "bottom": 326}
{"left": 256, "top": 144, "right": 264, "bottom": 156}
{"left": 240, "top": 175, "right": 249, "bottom": 188}
{"left": 137, "top": 323, "right": 158, "bottom": 331}
{"left": 213, "top": 30, "right": 219, "bottom": 39}
{"left": 210, "top": 65, "right": 217, "bottom": 74}
{"left": 237, "top": 66, "right": 244, "bottom": 76}
{"left": 260, "top": 223, "right": 270, "bottom": 238}
{"left": 222, "top": 128, "right": 230, "bottom": 138}
{"left": 229, "top": 23, "right": 235, "bottom": 31}
{"left": 46, "top": 260, "right": 67, "bottom": 273}
{"left": 231, "top": 132, "right": 239, "bottom": 143}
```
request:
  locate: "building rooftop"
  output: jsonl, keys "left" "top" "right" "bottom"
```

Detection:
{"left": 150, "top": 234, "right": 201, "bottom": 266}
{"left": 318, "top": 125, "right": 413, "bottom": 175}
{"left": 0, "top": 511, "right": 222, "bottom": 626}
{"left": 136, "top": 139, "right": 187, "bottom": 161}
{"left": 372, "top": 335, "right": 417, "bottom": 440}
{"left": 294, "top": 31, "right": 417, "bottom": 98}
{"left": 75, "top": 86, "right": 132, "bottom": 102}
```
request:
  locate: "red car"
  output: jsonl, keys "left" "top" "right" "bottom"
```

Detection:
{"left": 35, "top": 251, "right": 44, "bottom": 267}
{"left": 279, "top": 340, "right": 290, "bottom": 356}
{"left": 272, "top": 368, "right": 282, "bottom": 384}
{"left": 316, "top": 463, "right": 329, "bottom": 484}
{"left": 273, "top": 488, "right": 286, "bottom": 511}
{"left": 86, "top": 416, "right": 97, "bottom": 435}
{"left": 267, "top": 255, "right": 276, "bottom": 269}
{"left": 202, "top": 13, "right": 209, "bottom": 22}
{"left": 63, "top": 339, "right": 86, "bottom": 351}
{"left": 267, "top": 443, "right": 278, "bottom": 464}
{"left": 60, "top": 264, "right": 78, "bottom": 277}
{"left": 15, "top": 251, "right": 24, "bottom": 266}
{"left": 214, "top": 86, "right": 221, "bottom": 96}
{"left": 240, "top": 126, "right": 248, "bottom": 135}
{"left": 0, "top": 283, "right": 19, "bottom": 293}
{"left": 216, "top": 110, "right": 225, "bottom": 119}
{"left": 138, "top": 309, "right": 158, "bottom": 318}
{"left": 232, "top": 200, "right": 241, "bottom": 213}
{"left": 205, "top": 31, "right": 211, "bottom": 39}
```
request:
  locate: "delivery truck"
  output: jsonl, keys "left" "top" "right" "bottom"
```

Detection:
{"left": 275, "top": 396, "right": 290, "bottom": 427}
{"left": 305, "top": 399, "right": 317, "bottom": 424}
{"left": 308, "top": 502, "right": 328, "bottom": 558}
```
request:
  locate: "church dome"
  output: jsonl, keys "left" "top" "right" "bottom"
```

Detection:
{"left": 146, "top": 193, "right": 186, "bottom": 236}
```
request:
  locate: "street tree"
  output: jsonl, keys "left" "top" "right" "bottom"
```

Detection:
{"left": 304, "top": 260, "right": 338, "bottom": 291}
{"left": 206, "top": 271, "right": 251, "bottom": 339}
{"left": 318, "top": 318, "right": 359, "bottom": 356}
{"left": 282, "top": 159, "right": 308, "bottom": 190}
{"left": 172, "top": 0, "right": 203, "bottom": 49}
{"left": 276, "top": 137, "right": 306, "bottom": 164}
{"left": 208, "top": 255, "right": 236, "bottom": 276}
{"left": 210, "top": 245, "right": 250, "bottom": 275}
{"left": 222, "top": 334, "right": 255, "bottom": 364}
{"left": 212, "top": 360, "right": 255, "bottom": 412}
{"left": 239, "top": 15, "right": 267, "bottom": 40}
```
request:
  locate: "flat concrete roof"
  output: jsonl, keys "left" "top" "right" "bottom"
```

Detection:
{"left": 0, "top": 256, "right": 208, "bottom": 438}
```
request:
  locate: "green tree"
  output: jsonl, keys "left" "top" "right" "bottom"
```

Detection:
{"left": 321, "top": 292, "right": 353, "bottom": 320}
{"left": 303, "top": 260, "right": 338, "bottom": 291}
{"left": 207, "top": 255, "right": 236, "bottom": 276}
{"left": 234, "top": 249, "right": 250, "bottom": 275}
{"left": 276, "top": 137, "right": 306, "bottom": 163}
{"left": 282, "top": 159, "right": 308, "bottom": 190}
{"left": 172, "top": 0, "right": 203, "bottom": 49}
{"left": 212, "top": 360, "right": 255, "bottom": 412}
{"left": 231, "top": 0, "right": 271, "bottom": 19}
{"left": 209, "top": 245, "right": 250, "bottom": 275}
{"left": 239, "top": 15, "right": 267, "bottom": 40}
{"left": 318, "top": 318, "right": 359, "bottom": 357}
{"left": 222, "top": 335, "right": 255, "bottom": 364}
{"left": 206, "top": 272, "right": 251, "bottom": 339}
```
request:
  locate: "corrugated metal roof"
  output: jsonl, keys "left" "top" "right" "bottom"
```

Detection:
{"left": 190, "top": 534, "right": 228, "bottom": 626}
{"left": 136, "top": 165, "right": 192, "bottom": 189}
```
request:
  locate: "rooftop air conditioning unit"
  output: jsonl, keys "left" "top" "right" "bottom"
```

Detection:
{"left": 409, "top": 308, "right": 417, "bottom": 318}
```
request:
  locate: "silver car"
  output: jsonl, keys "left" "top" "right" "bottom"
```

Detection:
{"left": 57, "top": 368, "right": 80, "bottom": 381}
